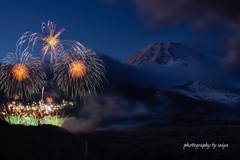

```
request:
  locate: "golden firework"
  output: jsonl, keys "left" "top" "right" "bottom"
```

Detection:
{"left": 44, "top": 35, "right": 59, "bottom": 48}
{"left": 69, "top": 60, "right": 86, "bottom": 78}
{"left": 42, "top": 26, "right": 62, "bottom": 50}
{"left": 11, "top": 63, "right": 29, "bottom": 81}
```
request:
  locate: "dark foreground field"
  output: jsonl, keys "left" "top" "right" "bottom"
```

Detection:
{"left": 0, "top": 120, "right": 239, "bottom": 160}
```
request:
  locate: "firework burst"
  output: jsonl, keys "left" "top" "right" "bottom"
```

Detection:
{"left": 53, "top": 49, "right": 107, "bottom": 101}
{"left": 69, "top": 60, "right": 87, "bottom": 78}
{"left": 16, "top": 21, "right": 86, "bottom": 70}
{"left": 11, "top": 63, "right": 29, "bottom": 81}
{"left": 0, "top": 51, "right": 46, "bottom": 101}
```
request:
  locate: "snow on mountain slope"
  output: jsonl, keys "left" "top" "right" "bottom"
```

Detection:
{"left": 122, "top": 42, "right": 217, "bottom": 67}
{"left": 166, "top": 82, "right": 240, "bottom": 104}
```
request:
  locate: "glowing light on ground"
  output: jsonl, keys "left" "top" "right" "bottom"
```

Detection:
{"left": 45, "top": 96, "right": 54, "bottom": 103}
{"left": 0, "top": 100, "right": 73, "bottom": 127}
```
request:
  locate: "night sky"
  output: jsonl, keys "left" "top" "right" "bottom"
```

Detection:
{"left": 1, "top": 0, "right": 236, "bottom": 63}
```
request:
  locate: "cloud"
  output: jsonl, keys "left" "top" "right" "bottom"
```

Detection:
{"left": 62, "top": 93, "right": 156, "bottom": 133}
{"left": 100, "top": 0, "right": 240, "bottom": 29}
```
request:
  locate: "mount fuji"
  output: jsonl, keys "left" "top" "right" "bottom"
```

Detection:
{"left": 122, "top": 42, "right": 217, "bottom": 67}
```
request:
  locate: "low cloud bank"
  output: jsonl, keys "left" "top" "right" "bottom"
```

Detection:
{"left": 62, "top": 93, "right": 158, "bottom": 133}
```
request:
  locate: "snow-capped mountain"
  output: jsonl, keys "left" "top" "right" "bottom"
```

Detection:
{"left": 161, "top": 82, "right": 240, "bottom": 104}
{"left": 122, "top": 42, "right": 217, "bottom": 67}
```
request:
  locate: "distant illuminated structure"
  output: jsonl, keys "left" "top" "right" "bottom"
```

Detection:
{"left": 85, "top": 140, "right": 88, "bottom": 156}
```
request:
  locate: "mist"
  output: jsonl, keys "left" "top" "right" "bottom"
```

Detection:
{"left": 62, "top": 93, "right": 158, "bottom": 133}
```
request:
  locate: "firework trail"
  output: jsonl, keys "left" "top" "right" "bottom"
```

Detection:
{"left": 53, "top": 49, "right": 107, "bottom": 101}
{"left": 16, "top": 21, "right": 86, "bottom": 70}
{"left": 0, "top": 51, "right": 46, "bottom": 101}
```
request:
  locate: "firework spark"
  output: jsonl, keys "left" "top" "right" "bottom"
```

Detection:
{"left": 0, "top": 52, "right": 46, "bottom": 101}
{"left": 16, "top": 21, "right": 86, "bottom": 70}
{"left": 53, "top": 49, "right": 107, "bottom": 101}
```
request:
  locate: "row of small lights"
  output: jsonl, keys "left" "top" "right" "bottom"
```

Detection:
{"left": 1, "top": 99, "right": 73, "bottom": 118}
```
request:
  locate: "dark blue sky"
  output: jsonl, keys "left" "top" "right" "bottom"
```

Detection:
{"left": 0, "top": 0, "right": 238, "bottom": 63}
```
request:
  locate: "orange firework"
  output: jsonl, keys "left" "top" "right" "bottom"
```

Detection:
{"left": 53, "top": 49, "right": 107, "bottom": 101}
{"left": 45, "top": 96, "right": 54, "bottom": 103}
{"left": 11, "top": 63, "right": 29, "bottom": 81}
{"left": 0, "top": 52, "right": 46, "bottom": 101}
{"left": 69, "top": 60, "right": 86, "bottom": 78}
